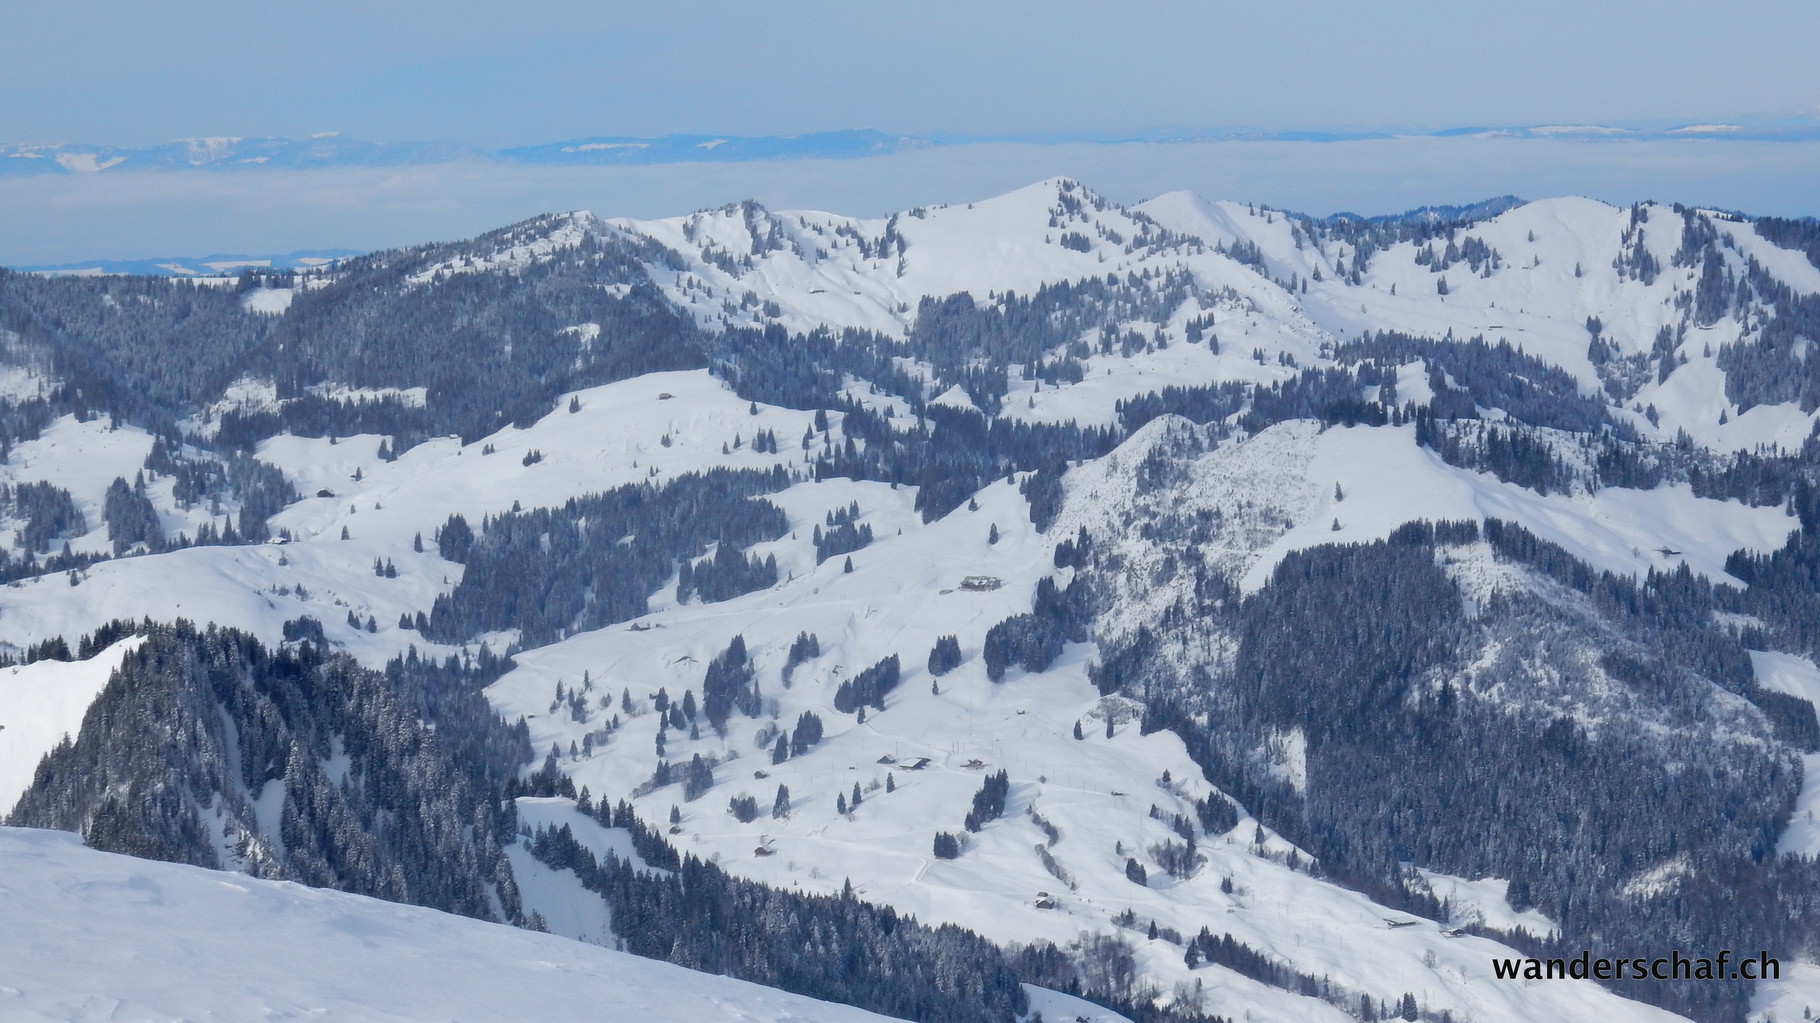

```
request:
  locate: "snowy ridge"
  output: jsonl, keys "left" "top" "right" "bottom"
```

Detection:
{"left": 610, "top": 179, "right": 1316, "bottom": 343}
{"left": 605, "top": 181, "right": 1820, "bottom": 452}
{"left": 405, "top": 210, "right": 598, "bottom": 285}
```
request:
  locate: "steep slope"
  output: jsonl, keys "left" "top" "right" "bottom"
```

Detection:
{"left": 7, "top": 622, "right": 525, "bottom": 920}
{"left": 0, "top": 636, "right": 141, "bottom": 815}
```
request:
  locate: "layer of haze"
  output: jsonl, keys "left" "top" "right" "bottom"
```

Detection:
{"left": 6, "top": 137, "right": 1819, "bottom": 267}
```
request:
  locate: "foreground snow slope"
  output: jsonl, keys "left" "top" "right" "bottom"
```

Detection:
{"left": 0, "top": 826, "right": 904, "bottom": 1023}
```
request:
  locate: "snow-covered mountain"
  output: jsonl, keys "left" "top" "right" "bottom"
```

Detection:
{"left": 3, "top": 179, "right": 1820, "bottom": 1023}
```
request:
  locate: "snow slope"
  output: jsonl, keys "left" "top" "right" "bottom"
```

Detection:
{"left": 2, "top": 415, "right": 155, "bottom": 555}
{"left": 480, "top": 429, "right": 1691, "bottom": 1023}
{"left": 0, "top": 369, "right": 837, "bottom": 663}
{"left": 1248, "top": 422, "right": 1795, "bottom": 591}
{"left": 0, "top": 637, "right": 141, "bottom": 816}
{"left": 610, "top": 179, "right": 1327, "bottom": 361}
{"left": 0, "top": 825, "right": 904, "bottom": 1023}
{"left": 1136, "top": 192, "right": 1820, "bottom": 452}
{"left": 1048, "top": 417, "right": 1794, "bottom": 647}
{"left": 1755, "top": 651, "right": 1820, "bottom": 857}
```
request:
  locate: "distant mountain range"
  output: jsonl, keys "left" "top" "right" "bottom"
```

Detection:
{"left": 0, "top": 129, "right": 923, "bottom": 176}
{"left": 5, "top": 122, "right": 1819, "bottom": 179}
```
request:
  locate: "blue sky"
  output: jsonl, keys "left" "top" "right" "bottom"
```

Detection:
{"left": 3, "top": 1, "right": 1818, "bottom": 263}
{"left": 8, "top": 0, "right": 1818, "bottom": 146}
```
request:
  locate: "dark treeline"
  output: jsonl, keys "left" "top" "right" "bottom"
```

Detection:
{"left": 526, "top": 812, "right": 1028, "bottom": 1023}
{"left": 143, "top": 438, "right": 300, "bottom": 544}
{"left": 1336, "top": 332, "right": 1615, "bottom": 434}
{"left": 1727, "top": 483, "right": 1820, "bottom": 664}
{"left": 214, "top": 393, "right": 431, "bottom": 452}
{"left": 1111, "top": 361, "right": 1399, "bottom": 438}
{"left": 678, "top": 542, "right": 778, "bottom": 605}
{"left": 1417, "top": 404, "right": 1820, "bottom": 514}
{"left": 712, "top": 323, "right": 919, "bottom": 413}
{"left": 982, "top": 575, "right": 1090, "bottom": 682}
{"left": 382, "top": 639, "right": 532, "bottom": 792}
{"left": 426, "top": 467, "right": 791, "bottom": 646}
{"left": 1241, "top": 366, "right": 1389, "bottom": 433}
{"left": 7, "top": 480, "right": 85, "bottom": 552}
{"left": 907, "top": 270, "right": 1191, "bottom": 411}
{"left": 0, "top": 269, "right": 272, "bottom": 438}
{"left": 832, "top": 654, "right": 901, "bottom": 713}
{"left": 1414, "top": 415, "right": 1578, "bottom": 495}
{"left": 814, "top": 403, "right": 1119, "bottom": 523}
{"left": 1286, "top": 196, "right": 1526, "bottom": 284}
{"left": 1719, "top": 245, "right": 1820, "bottom": 415}
{"left": 1754, "top": 215, "right": 1820, "bottom": 271}
{"left": 102, "top": 475, "right": 161, "bottom": 553}
{"left": 701, "top": 635, "right": 757, "bottom": 731}
{"left": 813, "top": 501, "right": 872, "bottom": 563}
{"left": 1108, "top": 335, "right": 1596, "bottom": 444}
{"left": 962, "top": 770, "right": 1011, "bottom": 832}
{"left": 1116, "top": 381, "right": 1249, "bottom": 434}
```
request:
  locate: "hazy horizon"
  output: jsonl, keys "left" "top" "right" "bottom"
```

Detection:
{"left": 7, "top": 133, "right": 1820, "bottom": 268}
{"left": 6, "top": 1, "right": 1816, "bottom": 265}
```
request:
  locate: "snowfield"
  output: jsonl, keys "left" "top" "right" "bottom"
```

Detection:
{"left": 1246, "top": 421, "right": 1796, "bottom": 591}
{"left": 476, "top": 413, "right": 1713, "bottom": 1023}
{"left": 0, "top": 637, "right": 142, "bottom": 816}
{"left": 0, "top": 826, "right": 905, "bottom": 1023}
{"left": 0, "top": 369, "right": 844, "bottom": 665}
